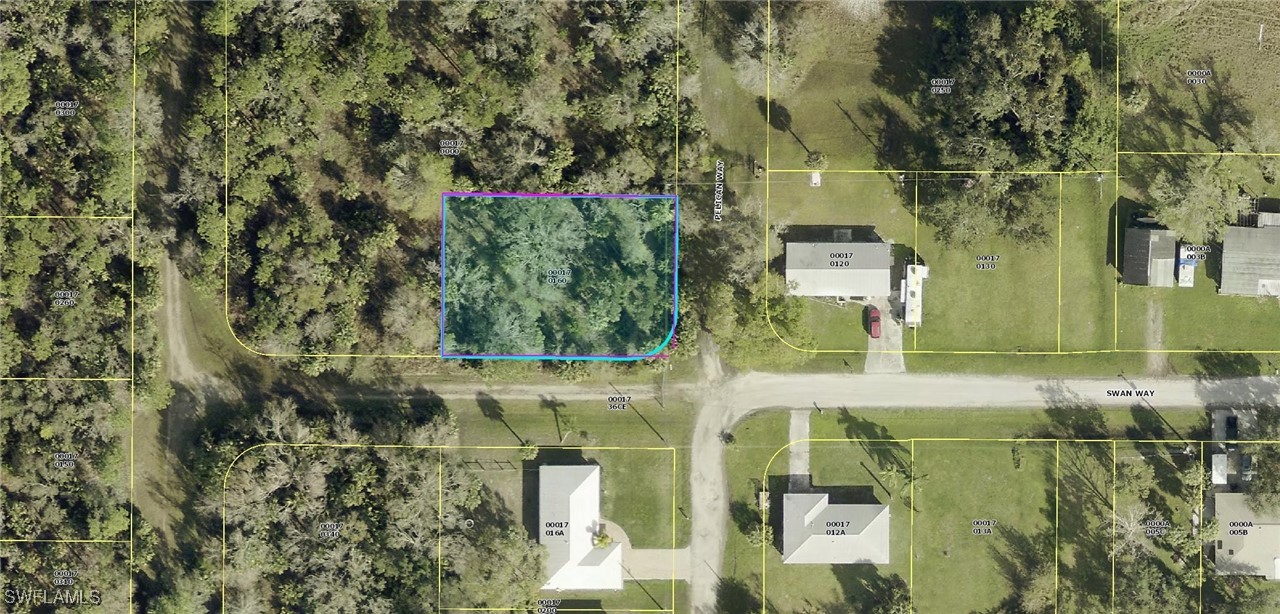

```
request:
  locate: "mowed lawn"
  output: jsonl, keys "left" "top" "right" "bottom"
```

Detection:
{"left": 721, "top": 408, "right": 1210, "bottom": 612}
{"left": 912, "top": 180, "right": 1059, "bottom": 352}
{"left": 911, "top": 441, "right": 1056, "bottom": 613}
{"left": 761, "top": 5, "right": 915, "bottom": 172}
{"left": 1059, "top": 177, "right": 1117, "bottom": 352}
{"left": 1120, "top": 0, "right": 1280, "bottom": 154}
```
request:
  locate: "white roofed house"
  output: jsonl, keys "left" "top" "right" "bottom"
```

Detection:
{"left": 785, "top": 242, "right": 893, "bottom": 298}
{"left": 782, "top": 493, "right": 891, "bottom": 565}
{"left": 538, "top": 465, "right": 623, "bottom": 591}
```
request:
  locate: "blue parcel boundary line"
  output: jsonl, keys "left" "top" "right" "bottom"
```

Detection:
{"left": 438, "top": 192, "right": 680, "bottom": 361}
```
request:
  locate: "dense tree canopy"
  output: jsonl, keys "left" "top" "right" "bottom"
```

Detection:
{"left": 444, "top": 196, "right": 675, "bottom": 356}
{"left": 214, "top": 398, "right": 543, "bottom": 612}
{"left": 165, "top": 0, "right": 687, "bottom": 372}
{"left": 1147, "top": 157, "right": 1249, "bottom": 244}
{"left": 0, "top": 380, "right": 130, "bottom": 541}
{"left": 0, "top": 0, "right": 133, "bottom": 216}
{"left": 901, "top": 1, "right": 1113, "bottom": 245}
{"left": 0, "top": 219, "right": 131, "bottom": 378}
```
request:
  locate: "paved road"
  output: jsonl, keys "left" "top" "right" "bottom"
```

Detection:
{"left": 685, "top": 371, "right": 1280, "bottom": 612}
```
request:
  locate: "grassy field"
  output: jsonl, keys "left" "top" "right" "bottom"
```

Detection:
{"left": 720, "top": 406, "right": 1210, "bottom": 612}
{"left": 767, "top": 172, "right": 1122, "bottom": 358}
{"left": 758, "top": 4, "right": 912, "bottom": 173}
{"left": 1060, "top": 177, "right": 1118, "bottom": 352}
{"left": 1119, "top": 0, "right": 1280, "bottom": 154}
{"left": 911, "top": 440, "right": 1056, "bottom": 613}
{"left": 912, "top": 178, "right": 1059, "bottom": 352}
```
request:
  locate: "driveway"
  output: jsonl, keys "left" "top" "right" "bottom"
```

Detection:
{"left": 863, "top": 298, "right": 905, "bottom": 374}
{"left": 604, "top": 517, "right": 690, "bottom": 582}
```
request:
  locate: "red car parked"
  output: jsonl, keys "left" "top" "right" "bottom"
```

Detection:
{"left": 867, "top": 306, "right": 881, "bottom": 339}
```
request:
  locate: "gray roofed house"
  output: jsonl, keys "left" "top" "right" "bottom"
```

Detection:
{"left": 1221, "top": 226, "right": 1280, "bottom": 296}
{"left": 782, "top": 493, "right": 890, "bottom": 564}
{"left": 1122, "top": 228, "right": 1177, "bottom": 287}
{"left": 539, "top": 465, "right": 623, "bottom": 590}
{"left": 785, "top": 242, "right": 892, "bottom": 297}
{"left": 1214, "top": 492, "right": 1280, "bottom": 580}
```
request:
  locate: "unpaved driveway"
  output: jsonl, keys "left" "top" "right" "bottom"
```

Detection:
{"left": 788, "top": 409, "right": 810, "bottom": 492}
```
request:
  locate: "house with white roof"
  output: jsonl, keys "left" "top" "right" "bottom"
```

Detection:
{"left": 539, "top": 465, "right": 623, "bottom": 590}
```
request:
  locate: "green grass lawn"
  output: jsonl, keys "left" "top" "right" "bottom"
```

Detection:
{"left": 1059, "top": 177, "right": 1117, "bottom": 352}
{"left": 759, "top": 4, "right": 911, "bottom": 173}
{"left": 912, "top": 179, "right": 1059, "bottom": 352}
{"left": 1120, "top": 0, "right": 1280, "bottom": 154}
{"left": 911, "top": 440, "right": 1057, "bottom": 613}
{"left": 1115, "top": 164, "right": 1280, "bottom": 364}
{"left": 721, "top": 407, "right": 1210, "bottom": 612}
{"left": 763, "top": 172, "right": 910, "bottom": 355}
{"left": 1056, "top": 441, "right": 1115, "bottom": 612}
{"left": 1112, "top": 156, "right": 1280, "bottom": 373}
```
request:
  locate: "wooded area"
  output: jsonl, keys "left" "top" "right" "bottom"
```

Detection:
{"left": 158, "top": 0, "right": 688, "bottom": 373}
{"left": 0, "top": 1, "right": 133, "bottom": 216}
{"left": 213, "top": 398, "right": 543, "bottom": 612}
{"left": 0, "top": 380, "right": 130, "bottom": 541}
{"left": 875, "top": 1, "right": 1112, "bottom": 245}
{"left": 444, "top": 196, "right": 675, "bottom": 356}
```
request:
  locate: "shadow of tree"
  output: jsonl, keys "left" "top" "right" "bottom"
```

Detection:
{"left": 988, "top": 523, "right": 1055, "bottom": 613}
{"left": 714, "top": 576, "right": 777, "bottom": 614}
{"left": 1125, "top": 56, "right": 1255, "bottom": 154}
{"left": 1055, "top": 442, "right": 1115, "bottom": 609}
{"left": 834, "top": 408, "right": 911, "bottom": 492}
{"left": 1037, "top": 380, "right": 1108, "bottom": 439}
{"left": 756, "top": 96, "right": 809, "bottom": 154}
{"left": 476, "top": 391, "right": 524, "bottom": 444}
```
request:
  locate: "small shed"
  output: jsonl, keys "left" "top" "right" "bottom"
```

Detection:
{"left": 1122, "top": 228, "right": 1177, "bottom": 287}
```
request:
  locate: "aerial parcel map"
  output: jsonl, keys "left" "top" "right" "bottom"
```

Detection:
{"left": 7, "top": 1, "right": 1280, "bottom": 612}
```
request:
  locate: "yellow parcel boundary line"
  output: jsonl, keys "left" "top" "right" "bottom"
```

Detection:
{"left": 0, "top": 215, "right": 133, "bottom": 220}
{"left": 758, "top": 436, "right": 1228, "bottom": 613}
{"left": 219, "top": 0, "right": 683, "bottom": 361}
{"left": 128, "top": 1, "right": 139, "bottom": 608}
{"left": 220, "top": 443, "right": 679, "bottom": 614}
{"left": 759, "top": 0, "right": 1280, "bottom": 358}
